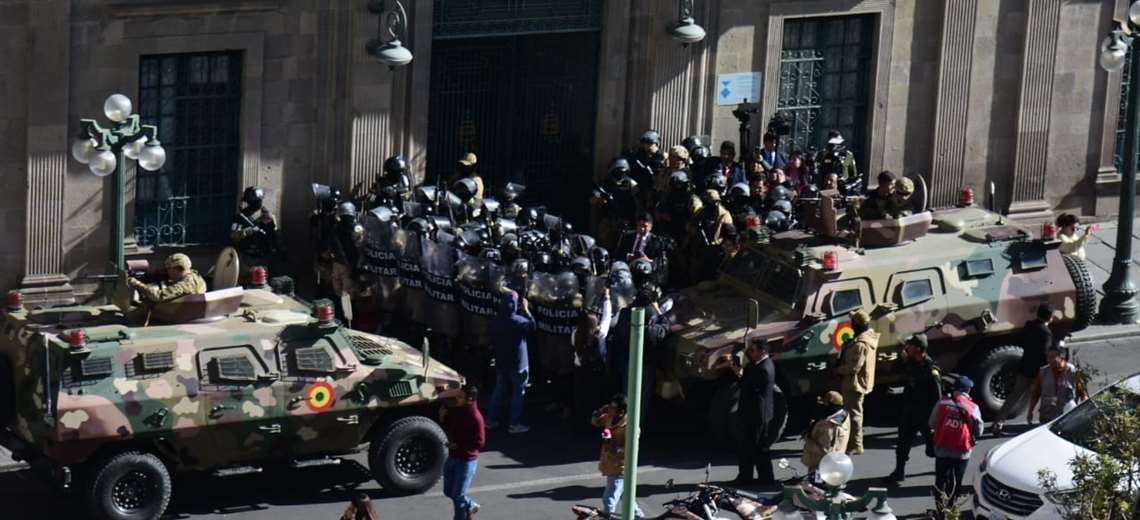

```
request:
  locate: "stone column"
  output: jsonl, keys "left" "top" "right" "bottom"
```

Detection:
{"left": 1006, "top": 0, "right": 1062, "bottom": 218}
{"left": 928, "top": 0, "right": 979, "bottom": 208}
{"left": 313, "top": 0, "right": 356, "bottom": 193}
{"left": 1095, "top": 0, "right": 1130, "bottom": 216}
{"left": 20, "top": 0, "right": 74, "bottom": 305}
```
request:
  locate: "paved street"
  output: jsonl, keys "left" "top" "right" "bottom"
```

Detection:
{"left": 2, "top": 334, "right": 1137, "bottom": 520}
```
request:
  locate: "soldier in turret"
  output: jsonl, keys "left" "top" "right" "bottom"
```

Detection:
{"left": 128, "top": 253, "right": 207, "bottom": 303}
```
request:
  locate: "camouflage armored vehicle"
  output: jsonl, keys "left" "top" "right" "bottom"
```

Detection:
{"left": 663, "top": 204, "right": 1096, "bottom": 437}
{"left": 0, "top": 285, "right": 463, "bottom": 520}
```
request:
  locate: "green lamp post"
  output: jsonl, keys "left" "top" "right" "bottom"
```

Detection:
{"left": 1097, "top": 2, "right": 1140, "bottom": 324}
{"left": 771, "top": 453, "right": 897, "bottom": 520}
{"left": 70, "top": 94, "right": 167, "bottom": 273}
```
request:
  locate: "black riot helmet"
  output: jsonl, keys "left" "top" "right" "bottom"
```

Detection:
{"left": 518, "top": 207, "right": 540, "bottom": 228}
{"left": 502, "top": 182, "right": 525, "bottom": 203}
{"left": 452, "top": 178, "right": 479, "bottom": 202}
{"left": 609, "top": 157, "right": 631, "bottom": 178}
{"left": 336, "top": 201, "right": 358, "bottom": 223}
{"left": 728, "top": 182, "right": 750, "bottom": 200}
{"left": 705, "top": 173, "right": 728, "bottom": 193}
{"left": 634, "top": 283, "right": 662, "bottom": 307}
{"left": 406, "top": 216, "right": 433, "bottom": 236}
{"left": 692, "top": 145, "right": 711, "bottom": 162}
{"left": 682, "top": 135, "right": 704, "bottom": 154}
{"left": 480, "top": 247, "right": 502, "bottom": 263}
{"left": 242, "top": 186, "right": 265, "bottom": 209}
{"left": 630, "top": 257, "right": 654, "bottom": 286}
{"left": 570, "top": 256, "right": 592, "bottom": 276}
{"left": 639, "top": 129, "right": 661, "bottom": 146}
{"left": 590, "top": 246, "right": 610, "bottom": 273}
{"left": 383, "top": 155, "right": 409, "bottom": 177}
{"left": 669, "top": 170, "right": 691, "bottom": 191}
{"left": 768, "top": 185, "right": 792, "bottom": 203}
{"left": 534, "top": 251, "right": 554, "bottom": 273}
{"left": 561, "top": 221, "right": 573, "bottom": 237}
{"left": 764, "top": 209, "right": 789, "bottom": 231}
{"left": 510, "top": 257, "right": 532, "bottom": 278}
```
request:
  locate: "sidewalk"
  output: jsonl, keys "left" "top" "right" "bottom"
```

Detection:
{"left": 1068, "top": 216, "right": 1140, "bottom": 343}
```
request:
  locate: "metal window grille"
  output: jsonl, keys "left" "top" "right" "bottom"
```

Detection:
{"left": 777, "top": 15, "right": 875, "bottom": 170}
{"left": 433, "top": 0, "right": 603, "bottom": 39}
{"left": 136, "top": 51, "right": 243, "bottom": 247}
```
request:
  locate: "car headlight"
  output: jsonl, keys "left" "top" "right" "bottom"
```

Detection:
{"left": 1045, "top": 488, "right": 1079, "bottom": 505}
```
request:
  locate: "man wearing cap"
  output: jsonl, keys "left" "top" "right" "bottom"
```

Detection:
{"left": 835, "top": 309, "right": 880, "bottom": 454}
{"left": 929, "top": 376, "right": 983, "bottom": 511}
{"left": 816, "top": 130, "right": 858, "bottom": 183}
{"left": 888, "top": 333, "right": 942, "bottom": 482}
{"left": 802, "top": 390, "right": 850, "bottom": 481}
{"left": 454, "top": 153, "right": 484, "bottom": 201}
{"left": 128, "top": 253, "right": 207, "bottom": 303}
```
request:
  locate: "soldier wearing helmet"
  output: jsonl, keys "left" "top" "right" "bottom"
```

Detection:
{"left": 690, "top": 145, "right": 713, "bottom": 186}
{"left": 230, "top": 186, "right": 280, "bottom": 258}
{"left": 371, "top": 154, "right": 413, "bottom": 210}
{"left": 128, "top": 253, "right": 207, "bottom": 303}
{"left": 889, "top": 177, "right": 915, "bottom": 219}
{"left": 861, "top": 171, "right": 897, "bottom": 220}
{"left": 816, "top": 130, "right": 858, "bottom": 185}
{"left": 625, "top": 129, "right": 666, "bottom": 211}
{"left": 688, "top": 190, "right": 735, "bottom": 281}
{"left": 655, "top": 169, "right": 702, "bottom": 242}
{"left": 653, "top": 145, "right": 690, "bottom": 207}
{"left": 593, "top": 157, "right": 640, "bottom": 251}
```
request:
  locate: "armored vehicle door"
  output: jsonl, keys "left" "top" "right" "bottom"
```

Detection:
{"left": 195, "top": 345, "right": 283, "bottom": 466}
{"left": 809, "top": 277, "right": 876, "bottom": 357}
{"left": 878, "top": 268, "right": 948, "bottom": 377}
{"left": 278, "top": 334, "right": 365, "bottom": 456}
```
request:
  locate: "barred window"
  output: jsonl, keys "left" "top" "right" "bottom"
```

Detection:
{"left": 136, "top": 51, "right": 243, "bottom": 246}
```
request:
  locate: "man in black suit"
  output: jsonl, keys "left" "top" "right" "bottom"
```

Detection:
{"left": 707, "top": 141, "right": 746, "bottom": 188}
{"left": 615, "top": 212, "right": 669, "bottom": 263}
{"left": 757, "top": 133, "right": 788, "bottom": 173}
{"left": 726, "top": 341, "right": 777, "bottom": 486}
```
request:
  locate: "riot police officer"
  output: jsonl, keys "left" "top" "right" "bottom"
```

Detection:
{"left": 888, "top": 334, "right": 942, "bottom": 482}
{"left": 655, "top": 170, "right": 702, "bottom": 242}
{"left": 500, "top": 183, "right": 526, "bottom": 219}
{"left": 231, "top": 185, "right": 281, "bottom": 258}
{"left": 371, "top": 154, "right": 413, "bottom": 212}
{"left": 593, "top": 157, "right": 640, "bottom": 251}
{"left": 626, "top": 129, "right": 666, "bottom": 211}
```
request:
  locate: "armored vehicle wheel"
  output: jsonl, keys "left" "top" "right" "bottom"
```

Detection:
{"left": 369, "top": 416, "right": 447, "bottom": 494}
{"left": 971, "top": 344, "right": 1026, "bottom": 418}
{"left": 708, "top": 381, "right": 788, "bottom": 445}
{"left": 0, "top": 356, "right": 14, "bottom": 426}
{"left": 1063, "top": 254, "right": 1096, "bottom": 332}
{"left": 85, "top": 451, "right": 172, "bottom": 520}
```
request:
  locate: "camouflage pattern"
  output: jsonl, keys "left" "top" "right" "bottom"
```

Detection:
{"left": 665, "top": 206, "right": 1093, "bottom": 409}
{"left": 131, "top": 270, "right": 208, "bottom": 303}
{"left": 0, "top": 288, "right": 462, "bottom": 472}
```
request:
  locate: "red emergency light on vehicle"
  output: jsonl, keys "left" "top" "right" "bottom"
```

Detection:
{"left": 5, "top": 290, "right": 23, "bottom": 312}
{"left": 314, "top": 301, "right": 335, "bottom": 324}
{"left": 66, "top": 329, "right": 88, "bottom": 350}
{"left": 250, "top": 266, "right": 268, "bottom": 286}
{"left": 1042, "top": 222, "right": 1057, "bottom": 241}
{"left": 959, "top": 187, "right": 975, "bottom": 207}
{"left": 822, "top": 251, "right": 838, "bottom": 271}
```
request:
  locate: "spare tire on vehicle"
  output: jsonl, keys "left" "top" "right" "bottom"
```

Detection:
{"left": 1062, "top": 254, "right": 1096, "bottom": 332}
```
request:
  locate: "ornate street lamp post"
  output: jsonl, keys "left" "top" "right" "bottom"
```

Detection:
{"left": 1097, "top": 2, "right": 1140, "bottom": 324}
{"left": 70, "top": 94, "right": 167, "bottom": 273}
{"left": 771, "top": 453, "right": 897, "bottom": 520}
{"left": 366, "top": 0, "right": 413, "bottom": 69}
{"left": 669, "top": 0, "right": 706, "bottom": 46}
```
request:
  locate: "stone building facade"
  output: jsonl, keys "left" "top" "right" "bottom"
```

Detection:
{"left": 0, "top": 0, "right": 1129, "bottom": 303}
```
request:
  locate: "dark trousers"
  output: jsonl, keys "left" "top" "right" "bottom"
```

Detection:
{"left": 737, "top": 421, "right": 775, "bottom": 484}
{"left": 895, "top": 414, "right": 934, "bottom": 469}
{"left": 933, "top": 457, "right": 969, "bottom": 508}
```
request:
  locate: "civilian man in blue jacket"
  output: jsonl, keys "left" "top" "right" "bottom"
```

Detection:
{"left": 487, "top": 290, "right": 536, "bottom": 434}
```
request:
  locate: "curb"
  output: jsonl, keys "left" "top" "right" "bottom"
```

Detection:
{"left": 1067, "top": 326, "right": 1140, "bottom": 345}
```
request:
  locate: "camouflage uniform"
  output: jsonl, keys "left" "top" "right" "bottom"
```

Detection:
{"left": 836, "top": 313, "right": 879, "bottom": 454}
{"left": 132, "top": 270, "right": 207, "bottom": 302}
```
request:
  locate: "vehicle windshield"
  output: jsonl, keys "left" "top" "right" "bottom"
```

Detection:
{"left": 720, "top": 248, "right": 802, "bottom": 307}
{"left": 1049, "top": 380, "right": 1140, "bottom": 453}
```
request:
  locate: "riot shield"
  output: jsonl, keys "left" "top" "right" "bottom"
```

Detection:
{"left": 360, "top": 209, "right": 402, "bottom": 311}
{"left": 528, "top": 270, "right": 584, "bottom": 376}
{"left": 396, "top": 230, "right": 429, "bottom": 326}
{"left": 456, "top": 251, "right": 502, "bottom": 345}
{"left": 421, "top": 233, "right": 460, "bottom": 338}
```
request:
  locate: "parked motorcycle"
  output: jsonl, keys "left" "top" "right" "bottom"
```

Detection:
{"left": 570, "top": 466, "right": 778, "bottom": 520}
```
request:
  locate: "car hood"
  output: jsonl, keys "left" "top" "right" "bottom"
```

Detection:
{"left": 987, "top": 424, "right": 1088, "bottom": 492}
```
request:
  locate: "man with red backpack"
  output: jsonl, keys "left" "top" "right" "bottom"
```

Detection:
{"left": 928, "top": 376, "right": 984, "bottom": 514}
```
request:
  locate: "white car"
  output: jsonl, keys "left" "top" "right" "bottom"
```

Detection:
{"left": 973, "top": 372, "right": 1140, "bottom": 519}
